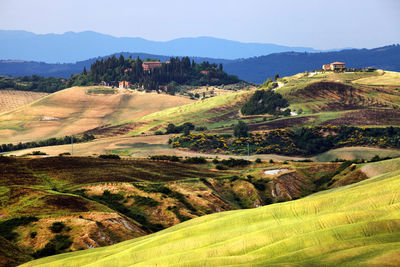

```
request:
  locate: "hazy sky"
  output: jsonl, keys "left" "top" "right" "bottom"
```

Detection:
{"left": 1, "top": 0, "right": 399, "bottom": 49}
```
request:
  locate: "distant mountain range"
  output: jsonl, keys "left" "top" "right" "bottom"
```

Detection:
{"left": 0, "top": 30, "right": 319, "bottom": 63}
{"left": 1, "top": 45, "right": 399, "bottom": 83}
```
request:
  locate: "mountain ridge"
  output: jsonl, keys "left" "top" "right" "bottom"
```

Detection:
{"left": 1, "top": 45, "right": 400, "bottom": 83}
{"left": 0, "top": 30, "right": 319, "bottom": 63}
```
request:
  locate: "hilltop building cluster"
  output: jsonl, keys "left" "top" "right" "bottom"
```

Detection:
{"left": 322, "top": 62, "right": 346, "bottom": 71}
{"left": 142, "top": 61, "right": 163, "bottom": 71}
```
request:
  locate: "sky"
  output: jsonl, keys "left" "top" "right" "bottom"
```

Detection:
{"left": 0, "top": 0, "right": 399, "bottom": 49}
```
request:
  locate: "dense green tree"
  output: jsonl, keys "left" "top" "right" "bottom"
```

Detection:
{"left": 166, "top": 81, "right": 178, "bottom": 95}
{"left": 241, "top": 89, "right": 289, "bottom": 115}
{"left": 233, "top": 121, "right": 248, "bottom": 138}
{"left": 183, "top": 125, "right": 191, "bottom": 136}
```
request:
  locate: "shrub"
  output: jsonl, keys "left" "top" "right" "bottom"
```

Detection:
{"left": 229, "top": 175, "right": 240, "bottom": 182}
{"left": 220, "top": 158, "right": 251, "bottom": 167}
{"left": 182, "top": 157, "right": 207, "bottom": 164}
{"left": 138, "top": 184, "right": 172, "bottom": 194}
{"left": 255, "top": 158, "right": 262, "bottom": 163}
{"left": 296, "top": 159, "right": 313, "bottom": 162}
{"left": 220, "top": 134, "right": 232, "bottom": 139}
{"left": 149, "top": 155, "right": 180, "bottom": 162}
{"left": 166, "top": 123, "right": 195, "bottom": 134}
{"left": 269, "top": 159, "right": 274, "bottom": 163}
{"left": 170, "top": 191, "right": 196, "bottom": 212}
{"left": 155, "top": 131, "right": 164, "bottom": 135}
{"left": 170, "top": 206, "right": 191, "bottom": 222}
{"left": 133, "top": 195, "right": 160, "bottom": 206}
{"left": 194, "top": 126, "right": 207, "bottom": 131}
{"left": 216, "top": 164, "right": 228, "bottom": 170}
{"left": 32, "top": 235, "right": 73, "bottom": 258}
{"left": 251, "top": 179, "right": 269, "bottom": 191}
{"left": 31, "top": 151, "right": 46, "bottom": 155}
{"left": 49, "top": 222, "right": 66, "bottom": 233}
{"left": 30, "top": 232, "right": 37, "bottom": 238}
{"left": 368, "top": 155, "right": 393, "bottom": 163}
{"left": 98, "top": 154, "right": 120, "bottom": 159}
{"left": 283, "top": 108, "right": 291, "bottom": 117}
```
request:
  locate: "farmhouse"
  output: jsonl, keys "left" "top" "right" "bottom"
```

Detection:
{"left": 200, "top": 70, "right": 210, "bottom": 75}
{"left": 142, "top": 61, "right": 163, "bottom": 71}
{"left": 322, "top": 62, "right": 346, "bottom": 71}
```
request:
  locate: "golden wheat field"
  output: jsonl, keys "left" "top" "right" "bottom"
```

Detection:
{"left": 0, "top": 87, "right": 193, "bottom": 143}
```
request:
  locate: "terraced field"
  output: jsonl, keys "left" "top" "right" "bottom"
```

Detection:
{"left": 22, "top": 159, "right": 400, "bottom": 267}
{"left": 0, "top": 90, "right": 48, "bottom": 114}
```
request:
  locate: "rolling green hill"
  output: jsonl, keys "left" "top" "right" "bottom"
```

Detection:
{"left": 22, "top": 159, "right": 400, "bottom": 267}
{"left": 2, "top": 154, "right": 371, "bottom": 265}
{"left": 2, "top": 70, "right": 400, "bottom": 160}
{"left": 276, "top": 70, "right": 400, "bottom": 123}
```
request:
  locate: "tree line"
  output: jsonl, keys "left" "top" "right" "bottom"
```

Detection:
{"left": 0, "top": 134, "right": 95, "bottom": 153}
{"left": 0, "top": 75, "right": 66, "bottom": 93}
{"left": 171, "top": 124, "right": 400, "bottom": 156}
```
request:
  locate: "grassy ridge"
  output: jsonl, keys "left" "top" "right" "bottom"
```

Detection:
{"left": 314, "top": 146, "right": 400, "bottom": 162}
{"left": 23, "top": 166, "right": 400, "bottom": 266}
{"left": 127, "top": 90, "right": 251, "bottom": 135}
{"left": 276, "top": 70, "right": 400, "bottom": 114}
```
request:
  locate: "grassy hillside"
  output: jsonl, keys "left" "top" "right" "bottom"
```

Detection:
{"left": 277, "top": 70, "right": 400, "bottom": 115}
{"left": 87, "top": 89, "right": 252, "bottom": 137}
{"left": 360, "top": 157, "right": 400, "bottom": 178}
{"left": 0, "top": 86, "right": 193, "bottom": 143}
{"left": 2, "top": 70, "right": 400, "bottom": 159}
{"left": 3, "top": 154, "right": 366, "bottom": 265}
{"left": 353, "top": 70, "right": 400, "bottom": 86}
{"left": 22, "top": 161, "right": 400, "bottom": 267}
{"left": 314, "top": 146, "right": 400, "bottom": 162}
{"left": 119, "top": 70, "right": 400, "bottom": 138}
